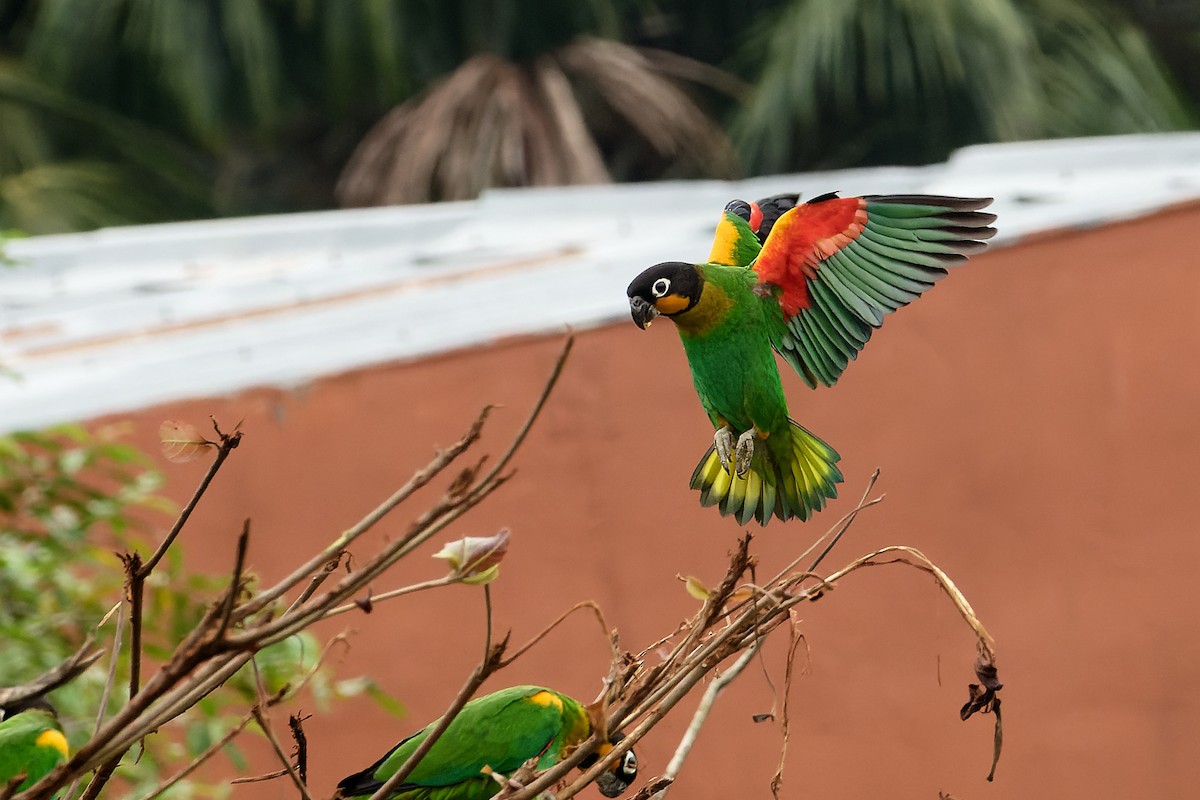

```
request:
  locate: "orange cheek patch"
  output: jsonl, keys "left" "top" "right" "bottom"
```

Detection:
{"left": 654, "top": 294, "right": 691, "bottom": 315}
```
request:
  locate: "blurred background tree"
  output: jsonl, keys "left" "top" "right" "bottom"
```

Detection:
{"left": 0, "top": 0, "right": 1194, "bottom": 231}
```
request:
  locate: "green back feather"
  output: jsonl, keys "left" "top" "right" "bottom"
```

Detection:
{"left": 0, "top": 709, "right": 67, "bottom": 792}
{"left": 339, "top": 686, "right": 589, "bottom": 800}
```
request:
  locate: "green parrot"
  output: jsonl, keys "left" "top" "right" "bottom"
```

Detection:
{"left": 626, "top": 192, "right": 996, "bottom": 525}
{"left": 334, "top": 685, "right": 637, "bottom": 800}
{"left": 0, "top": 697, "right": 69, "bottom": 793}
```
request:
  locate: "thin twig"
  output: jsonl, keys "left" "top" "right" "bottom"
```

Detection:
{"left": 769, "top": 619, "right": 807, "bottom": 800}
{"left": 288, "top": 556, "right": 344, "bottom": 613}
{"left": 806, "top": 469, "right": 882, "bottom": 573}
{"left": 229, "top": 769, "right": 289, "bottom": 786}
{"left": 139, "top": 426, "right": 242, "bottom": 577}
{"left": 0, "top": 641, "right": 103, "bottom": 708}
{"left": 138, "top": 637, "right": 346, "bottom": 800}
{"left": 234, "top": 405, "right": 493, "bottom": 623}
{"left": 62, "top": 604, "right": 128, "bottom": 800}
{"left": 653, "top": 640, "right": 763, "bottom": 799}
{"left": 216, "top": 522, "right": 251, "bottom": 640}
{"left": 321, "top": 575, "right": 458, "bottom": 620}
{"left": 123, "top": 552, "right": 145, "bottom": 700}
{"left": 290, "top": 714, "right": 309, "bottom": 786}
{"left": 253, "top": 707, "right": 314, "bottom": 800}
{"left": 141, "top": 716, "right": 255, "bottom": 800}
{"left": 91, "top": 602, "right": 126, "bottom": 735}
{"left": 228, "top": 337, "right": 575, "bottom": 650}
{"left": 483, "top": 585, "right": 494, "bottom": 667}
{"left": 500, "top": 600, "right": 611, "bottom": 669}
{"left": 363, "top": 643, "right": 507, "bottom": 800}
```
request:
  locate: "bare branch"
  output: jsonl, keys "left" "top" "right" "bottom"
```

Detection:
{"left": 253, "top": 707, "right": 314, "bottom": 800}
{"left": 234, "top": 404, "right": 494, "bottom": 623}
{"left": 0, "top": 642, "right": 103, "bottom": 707}
{"left": 654, "top": 640, "right": 763, "bottom": 800}
{"left": 140, "top": 425, "right": 242, "bottom": 577}
{"left": 364, "top": 641, "right": 508, "bottom": 800}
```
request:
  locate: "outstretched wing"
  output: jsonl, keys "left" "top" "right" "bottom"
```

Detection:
{"left": 751, "top": 194, "right": 996, "bottom": 388}
{"left": 707, "top": 194, "right": 801, "bottom": 267}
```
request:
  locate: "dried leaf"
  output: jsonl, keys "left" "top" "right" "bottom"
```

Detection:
{"left": 726, "top": 585, "right": 754, "bottom": 608}
{"left": 433, "top": 529, "right": 510, "bottom": 585}
{"left": 355, "top": 589, "right": 373, "bottom": 614}
{"left": 960, "top": 654, "right": 1004, "bottom": 781}
{"left": 159, "top": 420, "right": 213, "bottom": 463}
{"left": 681, "top": 575, "right": 711, "bottom": 601}
{"left": 446, "top": 457, "right": 486, "bottom": 499}
{"left": 960, "top": 655, "right": 1003, "bottom": 720}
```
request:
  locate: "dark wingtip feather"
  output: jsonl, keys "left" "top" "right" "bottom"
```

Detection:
{"left": 869, "top": 194, "right": 994, "bottom": 212}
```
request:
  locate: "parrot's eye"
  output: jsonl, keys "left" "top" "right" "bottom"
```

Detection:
{"left": 620, "top": 749, "right": 637, "bottom": 776}
{"left": 651, "top": 278, "right": 671, "bottom": 298}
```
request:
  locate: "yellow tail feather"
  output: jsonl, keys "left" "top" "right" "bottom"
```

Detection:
{"left": 689, "top": 420, "right": 842, "bottom": 526}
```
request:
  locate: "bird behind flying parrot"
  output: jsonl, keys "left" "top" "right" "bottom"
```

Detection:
{"left": 334, "top": 685, "right": 637, "bottom": 800}
{"left": 0, "top": 697, "right": 69, "bottom": 793}
{"left": 627, "top": 192, "right": 996, "bottom": 526}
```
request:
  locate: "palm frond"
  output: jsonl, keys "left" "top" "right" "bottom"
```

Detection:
{"left": 730, "top": 0, "right": 1190, "bottom": 173}
{"left": 0, "top": 62, "right": 210, "bottom": 202}
{"left": 0, "top": 161, "right": 196, "bottom": 233}
{"left": 337, "top": 36, "right": 735, "bottom": 206}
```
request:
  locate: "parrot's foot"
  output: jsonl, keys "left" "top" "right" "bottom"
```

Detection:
{"left": 735, "top": 429, "right": 757, "bottom": 477}
{"left": 714, "top": 426, "right": 736, "bottom": 472}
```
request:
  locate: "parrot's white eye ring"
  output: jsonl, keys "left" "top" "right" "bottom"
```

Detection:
{"left": 651, "top": 278, "right": 671, "bottom": 298}
{"left": 622, "top": 751, "right": 637, "bottom": 772}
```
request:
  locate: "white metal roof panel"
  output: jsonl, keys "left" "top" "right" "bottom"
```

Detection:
{"left": 2, "top": 133, "right": 1198, "bottom": 433}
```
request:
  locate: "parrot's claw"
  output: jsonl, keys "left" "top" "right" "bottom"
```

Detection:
{"left": 734, "top": 429, "right": 756, "bottom": 477}
{"left": 714, "top": 426, "right": 736, "bottom": 472}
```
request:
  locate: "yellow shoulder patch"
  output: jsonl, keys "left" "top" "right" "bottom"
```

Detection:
{"left": 707, "top": 216, "right": 741, "bottom": 266}
{"left": 36, "top": 728, "right": 69, "bottom": 759}
{"left": 527, "top": 691, "right": 564, "bottom": 712}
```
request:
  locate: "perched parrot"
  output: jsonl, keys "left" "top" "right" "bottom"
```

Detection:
{"left": 334, "top": 685, "right": 638, "bottom": 800}
{"left": 0, "top": 697, "right": 69, "bottom": 793}
{"left": 627, "top": 192, "right": 996, "bottom": 525}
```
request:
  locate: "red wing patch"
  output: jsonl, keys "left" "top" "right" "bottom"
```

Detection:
{"left": 748, "top": 202, "right": 764, "bottom": 233}
{"left": 753, "top": 197, "right": 867, "bottom": 317}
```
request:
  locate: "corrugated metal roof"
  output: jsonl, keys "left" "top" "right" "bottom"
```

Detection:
{"left": 2, "top": 132, "right": 1199, "bottom": 433}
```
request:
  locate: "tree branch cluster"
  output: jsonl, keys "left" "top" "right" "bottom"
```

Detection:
{"left": 6, "top": 335, "right": 1002, "bottom": 800}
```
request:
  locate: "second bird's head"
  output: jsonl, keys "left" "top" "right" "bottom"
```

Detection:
{"left": 581, "top": 732, "right": 639, "bottom": 798}
{"left": 627, "top": 262, "right": 702, "bottom": 330}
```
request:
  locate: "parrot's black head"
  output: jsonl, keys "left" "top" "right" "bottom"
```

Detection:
{"left": 626, "top": 262, "right": 702, "bottom": 330}
{"left": 583, "top": 732, "right": 638, "bottom": 798}
{"left": 0, "top": 695, "right": 56, "bottom": 721}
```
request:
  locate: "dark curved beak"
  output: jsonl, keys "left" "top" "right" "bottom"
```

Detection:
{"left": 629, "top": 296, "right": 659, "bottom": 330}
{"left": 596, "top": 770, "right": 630, "bottom": 798}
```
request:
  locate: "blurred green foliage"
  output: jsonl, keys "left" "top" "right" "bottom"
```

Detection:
{"left": 0, "top": 0, "right": 1195, "bottom": 230}
{"left": 0, "top": 425, "right": 399, "bottom": 798}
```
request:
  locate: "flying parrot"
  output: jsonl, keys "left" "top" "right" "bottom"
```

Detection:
{"left": 334, "top": 685, "right": 638, "bottom": 800}
{"left": 0, "top": 697, "right": 69, "bottom": 793}
{"left": 626, "top": 192, "right": 996, "bottom": 526}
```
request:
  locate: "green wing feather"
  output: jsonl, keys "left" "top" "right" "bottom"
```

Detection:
{"left": 338, "top": 686, "right": 588, "bottom": 799}
{"left": 753, "top": 195, "right": 996, "bottom": 389}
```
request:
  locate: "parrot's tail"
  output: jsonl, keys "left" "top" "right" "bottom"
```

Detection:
{"left": 689, "top": 420, "right": 842, "bottom": 526}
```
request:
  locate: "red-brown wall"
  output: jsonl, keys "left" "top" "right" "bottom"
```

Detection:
{"left": 102, "top": 202, "right": 1200, "bottom": 799}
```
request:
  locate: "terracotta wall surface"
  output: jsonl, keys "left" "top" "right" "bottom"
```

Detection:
{"left": 98, "top": 202, "right": 1200, "bottom": 799}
